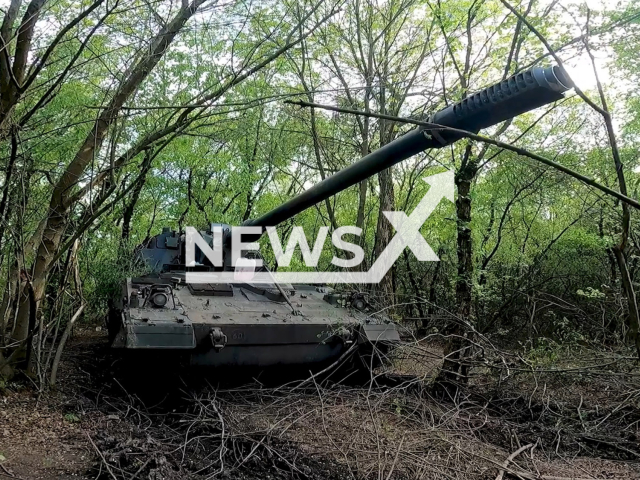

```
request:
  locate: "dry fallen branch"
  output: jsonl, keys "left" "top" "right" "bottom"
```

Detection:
{"left": 59, "top": 328, "right": 639, "bottom": 480}
{"left": 495, "top": 443, "right": 533, "bottom": 480}
{"left": 0, "top": 461, "right": 25, "bottom": 480}
{"left": 86, "top": 431, "right": 118, "bottom": 480}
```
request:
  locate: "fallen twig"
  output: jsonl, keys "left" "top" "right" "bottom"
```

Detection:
{"left": 385, "top": 434, "right": 405, "bottom": 480}
{"left": 0, "top": 461, "right": 24, "bottom": 480}
{"left": 579, "top": 435, "right": 640, "bottom": 459}
{"left": 495, "top": 443, "right": 533, "bottom": 480}
{"left": 86, "top": 432, "right": 118, "bottom": 480}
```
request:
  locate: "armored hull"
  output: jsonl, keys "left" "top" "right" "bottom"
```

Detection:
{"left": 109, "top": 253, "right": 399, "bottom": 370}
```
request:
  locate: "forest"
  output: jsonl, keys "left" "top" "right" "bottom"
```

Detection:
{"left": 1, "top": 0, "right": 640, "bottom": 479}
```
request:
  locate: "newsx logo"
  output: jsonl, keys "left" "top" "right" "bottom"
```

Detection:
{"left": 185, "top": 171, "right": 454, "bottom": 284}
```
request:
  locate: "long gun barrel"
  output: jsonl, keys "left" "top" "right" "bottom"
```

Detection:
{"left": 245, "top": 65, "right": 572, "bottom": 230}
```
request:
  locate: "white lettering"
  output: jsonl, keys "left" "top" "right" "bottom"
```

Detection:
{"left": 331, "top": 226, "right": 364, "bottom": 268}
{"left": 266, "top": 226, "right": 328, "bottom": 267}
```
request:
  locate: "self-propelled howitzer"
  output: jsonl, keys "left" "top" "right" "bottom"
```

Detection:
{"left": 109, "top": 65, "right": 572, "bottom": 371}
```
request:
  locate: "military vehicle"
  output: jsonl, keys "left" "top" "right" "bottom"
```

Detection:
{"left": 108, "top": 65, "right": 572, "bottom": 373}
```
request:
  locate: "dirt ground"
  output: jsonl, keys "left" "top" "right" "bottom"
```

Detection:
{"left": 1, "top": 330, "right": 639, "bottom": 479}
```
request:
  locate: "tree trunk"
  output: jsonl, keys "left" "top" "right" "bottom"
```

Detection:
{"left": 355, "top": 100, "right": 370, "bottom": 260}
{"left": 435, "top": 150, "right": 477, "bottom": 395}
{"left": 49, "top": 304, "right": 84, "bottom": 387}
{"left": 613, "top": 247, "right": 640, "bottom": 357}
{"left": 0, "top": 0, "right": 47, "bottom": 134}
{"left": 122, "top": 152, "right": 154, "bottom": 242}
{"left": 8, "top": 1, "right": 207, "bottom": 372}
{"left": 372, "top": 69, "right": 395, "bottom": 303}
{"left": 0, "top": 130, "right": 18, "bottom": 251}
{"left": 403, "top": 249, "right": 426, "bottom": 330}
{"left": 373, "top": 166, "right": 395, "bottom": 302}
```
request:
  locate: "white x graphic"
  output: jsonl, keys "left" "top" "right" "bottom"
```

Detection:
{"left": 186, "top": 170, "right": 454, "bottom": 284}
{"left": 366, "top": 170, "right": 454, "bottom": 282}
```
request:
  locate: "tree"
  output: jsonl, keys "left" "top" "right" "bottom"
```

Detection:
{"left": 0, "top": 0, "right": 338, "bottom": 379}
